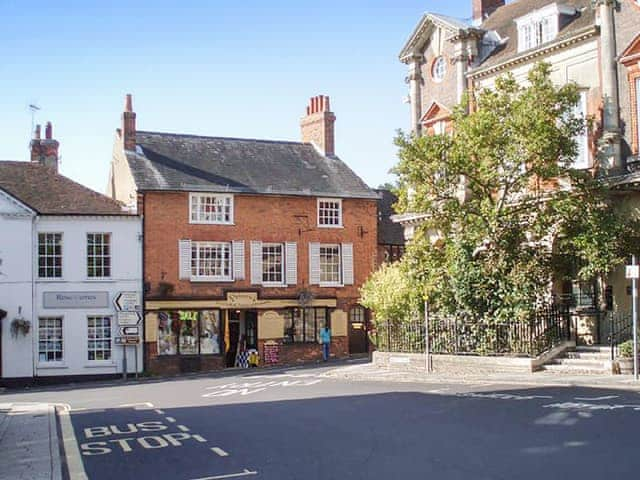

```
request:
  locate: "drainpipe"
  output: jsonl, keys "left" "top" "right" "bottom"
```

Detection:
{"left": 31, "top": 215, "right": 38, "bottom": 378}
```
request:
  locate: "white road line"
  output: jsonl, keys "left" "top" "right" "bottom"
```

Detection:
{"left": 166, "top": 417, "right": 176, "bottom": 423}
{"left": 574, "top": 395, "right": 619, "bottom": 401}
{"left": 58, "top": 406, "right": 89, "bottom": 480}
{"left": 191, "top": 469, "right": 258, "bottom": 480}
{"left": 211, "top": 447, "right": 230, "bottom": 457}
{"left": 178, "top": 425, "right": 190, "bottom": 432}
{"left": 154, "top": 409, "right": 165, "bottom": 414}
{"left": 118, "top": 402, "right": 154, "bottom": 409}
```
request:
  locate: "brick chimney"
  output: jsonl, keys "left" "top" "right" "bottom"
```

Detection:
{"left": 122, "top": 93, "right": 136, "bottom": 151}
{"left": 30, "top": 121, "right": 60, "bottom": 172}
{"left": 300, "top": 95, "right": 336, "bottom": 157}
{"left": 472, "top": 0, "right": 505, "bottom": 25}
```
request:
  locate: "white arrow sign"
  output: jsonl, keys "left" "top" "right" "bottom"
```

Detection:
{"left": 114, "top": 292, "right": 141, "bottom": 312}
{"left": 117, "top": 311, "right": 142, "bottom": 326}
{"left": 119, "top": 326, "right": 140, "bottom": 336}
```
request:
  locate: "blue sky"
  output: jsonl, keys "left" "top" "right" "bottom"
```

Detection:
{"left": 0, "top": 0, "right": 470, "bottom": 193}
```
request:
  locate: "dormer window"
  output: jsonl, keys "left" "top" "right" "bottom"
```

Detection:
{"left": 515, "top": 3, "right": 575, "bottom": 53}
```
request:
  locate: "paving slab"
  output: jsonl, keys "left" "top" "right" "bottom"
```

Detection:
{"left": 0, "top": 403, "right": 61, "bottom": 480}
{"left": 324, "top": 362, "right": 640, "bottom": 390}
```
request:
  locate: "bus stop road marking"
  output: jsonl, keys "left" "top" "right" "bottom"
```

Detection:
{"left": 211, "top": 447, "right": 229, "bottom": 457}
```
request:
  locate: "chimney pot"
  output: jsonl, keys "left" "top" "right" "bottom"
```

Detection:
{"left": 34, "top": 124, "right": 41, "bottom": 140}
{"left": 122, "top": 94, "right": 137, "bottom": 151}
{"left": 300, "top": 94, "right": 336, "bottom": 157}
{"left": 45, "top": 122, "right": 52, "bottom": 140}
{"left": 472, "top": 0, "right": 504, "bottom": 25}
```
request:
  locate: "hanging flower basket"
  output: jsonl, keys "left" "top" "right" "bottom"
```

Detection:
{"left": 10, "top": 307, "right": 31, "bottom": 338}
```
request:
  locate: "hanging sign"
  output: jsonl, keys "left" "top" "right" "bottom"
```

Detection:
{"left": 626, "top": 265, "right": 640, "bottom": 279}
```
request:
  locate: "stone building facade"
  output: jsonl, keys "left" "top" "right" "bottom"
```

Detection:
{"left": 397, "top": 0, "right": 640, "bottom": 344}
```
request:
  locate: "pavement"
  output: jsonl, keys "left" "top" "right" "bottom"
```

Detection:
{"left": 0, "top": 402, "right": 61, "bottom": 480}
{"left": 2, "top": 361, "right": 640, "bottom": 479}
{"left": 323, "top": 361, "right": 640, "bottom": 390}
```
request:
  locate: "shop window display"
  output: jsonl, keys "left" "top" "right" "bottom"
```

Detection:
{"left": 284, "top": 308, "right": 329, "bottom": 344}
{"left": 157, "top": 310, "right": 221, "bottom": 355}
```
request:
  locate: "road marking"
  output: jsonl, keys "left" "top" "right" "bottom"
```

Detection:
{"left": 58, "top": 406, "right": 89, "bottom": 480}
{"left": 118, "top": 402, "right": 154, "bottom": 409}
{"left": 574, "top": 395, "right": 619, "bottom": 401}
{"left": 178, "top": 425, "right": 190, "bottom": 432}
{"left": 166, "top": 417, "right": 176, "bottom": 423}
{"left": 191, "top": 469, "right": 258, "bottom": 480}
{"left": 154, "top": 409, "right": 165, "bottom": 414}
{"left": 211, "top": 447, "right": 230, "bottom": 457}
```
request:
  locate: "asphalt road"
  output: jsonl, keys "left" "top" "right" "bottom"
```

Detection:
{"left": 3, "top": 363, "right": 640, "bottom": 480}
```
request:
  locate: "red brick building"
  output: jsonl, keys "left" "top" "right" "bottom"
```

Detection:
{"left": 108, "top": 95, "right": 378, "bottom": 374}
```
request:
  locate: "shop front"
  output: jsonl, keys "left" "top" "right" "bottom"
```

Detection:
{"left": 144, "top": 292, "right": 349, "bottom": 375}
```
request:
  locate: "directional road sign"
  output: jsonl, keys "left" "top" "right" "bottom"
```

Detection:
{"left": 114, "top": 292, "right": 141, "bottom": 312}
{"left": 115, "top": 336, "right": 141, "bottom": 346}
{"left": 119, "top": 326, "right": 140, "bottom": 336}
{"left": 117, "top": 311, "right": 142, "bottom": 326}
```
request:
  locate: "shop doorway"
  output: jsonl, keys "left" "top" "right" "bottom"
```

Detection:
{"left": 226, "top": 313, "right": 241, "bottom": 367}
{"left": 348, "top": 306, "right": 368, "bottom": 354}
{"left": 225, "top": 310, "right": 259, "bottom": 367}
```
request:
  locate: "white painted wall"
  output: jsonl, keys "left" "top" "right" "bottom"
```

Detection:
{"left": 34, "top": 216, "right": 143, "bottom": 377}
{"left": 0, "top": 193, "right": 35, "bottom": 378}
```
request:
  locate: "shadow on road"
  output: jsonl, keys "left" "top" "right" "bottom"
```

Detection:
{"left": 66, "top": 385, "right": 640, "bottom": 480}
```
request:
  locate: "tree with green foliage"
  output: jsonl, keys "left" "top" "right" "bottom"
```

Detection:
{"left": 362, "top": 63, "right": 639, "bottom": 325}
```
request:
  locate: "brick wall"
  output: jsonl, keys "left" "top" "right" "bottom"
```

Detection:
{"left": 257, "top": 336, "right": 348, "bottom": 366}
{"left": 615, "top": 1, "right": 640, "bottom": 156}
{"left": 143, "top": 191, "right": 378, "bottom": 303}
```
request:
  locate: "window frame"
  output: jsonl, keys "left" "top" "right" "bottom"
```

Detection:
{"left": 38, "top": 317, "right": 64, "bottom": 364}
{"left": 570, "top": 90, "right": 590, "bottom": 170}
{"left": 191, "top": 241, "right": 233, "bottom": 282}
{"left": 317, "top": 198, "right": 343, "bottom": 228}
{"left": 38, "top": 232, "right": 63, "bottom": 279}
{"left": 189, "top": 193, "right": 234, "bottom": 225}
{"left": 262, "top": 242, "right": 285, "bottom": 286}
{"left": 431, "top": 56, "right": 447, "bottom": 83}
{"left": 87, "top": 315, "right": 113, "bottom": 362}
{"left": 86, "top": 232, "right": 112, "bottom": 279}
{"left": 157, "top": 310, "right": 223, "bottom": 356}
{"left": 283, "top": 307, "right": 330, "bottom": 344}
{"left": 319, "top": 243, "right": 342, "bottom": 287}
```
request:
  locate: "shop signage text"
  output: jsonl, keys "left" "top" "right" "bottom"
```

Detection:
{"left": 43, "top": 292, "right": 109, "bottom": 309}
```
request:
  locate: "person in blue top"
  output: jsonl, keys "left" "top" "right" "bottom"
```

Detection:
{"left": 320, "top": 326, "right": 331, "bottom": 361}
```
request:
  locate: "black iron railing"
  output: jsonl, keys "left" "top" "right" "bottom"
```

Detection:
{"left": 607, "top": 310, "right": 633, "bottom": 361}
{"left": 374, "top": 303, "right": 570, "bottom": 357}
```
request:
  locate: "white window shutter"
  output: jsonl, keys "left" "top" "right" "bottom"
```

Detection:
{"left": 285, "top": 242, "right": 297, "bottom": 285}
{"left": 250, "top": 241, "right": 263, "bottom": 285}
{"left": 342, "top": 243, "right": 354, "bottom": 285}
{"left": 232, "top": 241, "right": 245, "bottom": 280}
{"left": 178, "top": 239, "right": 192, "bottom": 280}
{"left": 309, "top": 242, "right": 320, "bottom": 285}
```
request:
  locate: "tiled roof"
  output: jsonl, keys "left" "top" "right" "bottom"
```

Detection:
{"left": 0, "top": 161, "right": 128, "bottom": 215}
{"left": 126, "top": 131, "right": 378, "bottom": 199}
{"left": 376, "top": 189, "right": 405, "bottom": 245}
{"left": 476, "top": 0, "right": 595, "bottom": 71}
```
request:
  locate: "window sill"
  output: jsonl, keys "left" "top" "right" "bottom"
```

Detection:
{"left": 37, "top": 277, "right": 65, "bottom": 282}
{"left": 262, "top": 283, "right": 286, "bottom": 288}
{"left": 85, "top": 278, "right": 116, "bottom": 283}
{"left": 84, "top": 362, "right": 117, "bottom": 369}
{"left": 317, "top": 225, "right": 344, "bottom": 229}
{"left": 37, "top": 363, "right": 68, "bottom": 370}
{"left": 189, "top": 221, "right": 235, "bottom": 226}
{"left": 190, "top": 277, "right": 234, "bottom": 283}
{"left": 319, "top": 283, "right": 344, "bottom": 288}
